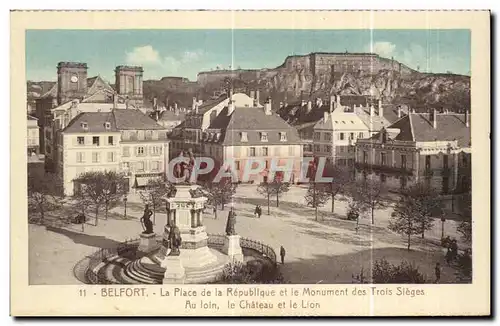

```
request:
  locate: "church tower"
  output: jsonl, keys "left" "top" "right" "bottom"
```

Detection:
{"left": 57, "top": 62, "right": 88, "bottom": 105}
{"left": 115, "top": 66, "right": 144, "bottom": 108}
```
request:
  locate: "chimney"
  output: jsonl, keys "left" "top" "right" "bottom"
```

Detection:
{"left": 113, "top": 94, "right": 118, "bottom": 109}
{"left": 378, "top": 99, "right": 383, "bottom": 117}
{"left": 264, "top": 97, "right": 272, "bottom": 115}
{"left": 323, "top": 111, "right": 329, "bottom": 122}
{"left": 369, "top": 105, "right": 374, "bottom": 117}
{"left": 255, "top": 90, "right": 260, "bottom": 105}
{"left": 465, "top": 110, "right": 470, "bottom": 127}
{"left": 330, "top": 95, "right": 335, "bottom": 112}
{"left": 397, "top": 106, "right": 402, "bottom": 118}
{"left": 431, "top": 109, "right": 437, "bottom": 129}
{"left": 307, "top": 100, "right": 312, "bottom": 113}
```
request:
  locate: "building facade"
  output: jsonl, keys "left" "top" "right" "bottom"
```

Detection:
{"left": 59, "top": 109, "right": 168, "bottom": 196}
{"left": 202, "top": 97, "right": 303, "bottom": 184}
{"left": 27, "top": 115, "right": 40, "bottom": 156}
{"left": 354, "top": 110, "right": 471, "bottom": 197}
{"left": 169, "top": 92, "right": 259, "bottom": 159}
{"left": 35, "top": 62, "right": 143, "bottom": 173}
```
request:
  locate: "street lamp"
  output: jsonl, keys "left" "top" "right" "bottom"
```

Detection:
{"left": 124, "top": 196, "right": 128, "bottom": 219}
{"left": 441, "top": 216, "right": 446, "bottom": 239}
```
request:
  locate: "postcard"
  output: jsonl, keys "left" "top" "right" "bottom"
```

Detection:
{"left": 11, "top": 10, "right": 490, "bottom": 316}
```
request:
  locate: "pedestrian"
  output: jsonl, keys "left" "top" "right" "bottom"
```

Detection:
{"left": 434, "top": 262, "right": 441, "bottom": 283}
{"left": 254, "top": 205, "right": 259, "bottom": 218}
{"left": 451, "top": 239, "right": 458, "bottom": 260}
{"left": 257, "top": 205, "right": 262, "bottom": 218}
{"left": 280, "top": 245, "right": 286, "bottom": 264}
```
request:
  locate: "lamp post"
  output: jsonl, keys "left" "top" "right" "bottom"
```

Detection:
{"left": 124, "top": 196, "right": 128, "bottom": 219}
{"left": 441, "top": 216, "right": 446, "bottom": 239}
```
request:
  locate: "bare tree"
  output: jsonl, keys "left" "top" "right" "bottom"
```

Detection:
{"left": 101, "top": 171, "right": 128, "bottom": 220}
{"left": 257, "top": 174, "right": 291, "bottom": 214}
{"left": 75, "top": 171, "right": 105, "bottom": 226}
{"left": 139, "top": 179, "right": 174, "bottom": 225}
{"left": 201, "top": 177, "right": 237, "bottom": 218}
{"left": 389, "top": 182, "right": 441, "bottom": 249}
{"left": 28, "top": 170, "right": 62, "bottom": 223}
{"left": 351, "top": 178, "right": 387, "bottom": 225}
{"left": 304, "top": 181, "right": 329, "bottom": 221}
{"left": 324, "top": 165, "right": 353, "bottom": 213}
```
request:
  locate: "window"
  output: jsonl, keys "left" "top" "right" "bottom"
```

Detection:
{"left": 235, "top": 161, "right": 240, "bottom": 170}
{"left": 122, "top": 162, "right": 130, "bottom": 170}
{"left": 380, "top": 174, "right": 387, "bottom": 183}
{"left": 443, "top": 155, "right": 449, "bottom": 169}
{"left": 314, "top": 132, "right": 320, "bottom": 141}
{"left": 77, "top": 136, "right": 85, "bottom": 145}
{"left": 280, "top": 132, "right": 287, "bottom": 141}
{"left": 151, "top": 161, "right": 160, "bottom": 171}
{"left": 363, "top": 151, "right": 368, "bottom": 164}
{"left": 123, "top": 146, "right": 130, "bottom": 157}
{"left": 145, "top": 131, "right": 153, "bottom": 140}
{"left": 137, "top": 146, "right": 145, "bottom": 156}
{"left": 400, "top": 155, "right": 407, "bottom": 169}
{"left": 325, "top": 145, "right": 332, "bottom": 153}
{"left": 138, "top": 131, "right": 144, "bottom": 140}
{"left": 81, "top": 122, "right": 88, "bottom": 130}
{"left": 339, "top": 133, "right": 345, "bottom": 140}
{"left": 274, "top": 147, "right": 280, "bottom": 156}
{"left": 265, "top": 160, "right": 269, "bottom": 169}
{"left": 314, "top": 145, "right": 320, "bottom": 152}
{"left": 262, "top": 147, "right": 268, "bottom": 156}
{"left": 260, "top": 132, "right": 268, "bottom": 142}
{"left": 76, "top": 152, "right": 85, "bottom": 163}
{"left": 240, "top": 132, "right": 248, "bottom": 142}
{"left": 288, "top": 146, "right": 295, "bottom": 156}
{"left": 324, "top": 133, "right": 332, "bottom": 141}
{"left": 136, "top": 161, "right": 145, "bottom": 172}
{"left": 358, "top": 132, "right": 364, "bottom": 139}
{"left": 92, "top": 152, "right": 100, "bottom": 163}
{"left": 381, "top": 153, "right": 387, "bottom": 166}
{"left": 108, "top": 136, "right": 114, "bottom": 145}
{"left": 92, "top": 136, "right": 100, "bottom": 146}
{"left": 350, "top": 133, "right": 355, "bottom": 140}
{"left": 104, "top": 122, "right": 111, "bottom": 130}
{"left": 339, "top": 146, "right": 344, "bottom": 153}
{"left": 107, "top": 152, "right": 115, "bottom": 162}
{"left": 425, "top": 155, "right": 431, "bottom": 171}
{"left": 249, "top": 147, "right": 256, "bottom": 157}
{"left": 151, "top": 146, "right": 162, "bottom": 156}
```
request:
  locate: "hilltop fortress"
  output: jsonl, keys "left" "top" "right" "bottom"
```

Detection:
{"left": 197, "top": 52, "right": 416, "bottom": 87}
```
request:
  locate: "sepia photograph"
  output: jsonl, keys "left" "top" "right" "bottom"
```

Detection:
{"left": 11, "top": 10, "right": 490, "bottom": 316}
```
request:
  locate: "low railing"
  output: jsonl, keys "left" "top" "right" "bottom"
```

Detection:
{"left": 207, "top": 233, "right": 277, "bottom": 265}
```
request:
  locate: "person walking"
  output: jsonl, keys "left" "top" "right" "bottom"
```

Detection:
{"left": 256, "top": 205, "right": 262, "bottom": 218}
{"left": 280, "top": 245, "right": 286, "bottom": 264}
{"left": 434, "top": 262, "right": 441, "bottom": 283}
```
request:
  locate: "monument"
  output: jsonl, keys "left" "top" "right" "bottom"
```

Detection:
{"left": 138, "top": 204, "right": 157, "bottom": 253}
{"left": 222, "top": 206, "right": 244, "bottom": 262}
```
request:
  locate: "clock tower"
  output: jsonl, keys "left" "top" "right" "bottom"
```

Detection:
{"left": 57, "top": 62, "right": 88, "bottom": 105}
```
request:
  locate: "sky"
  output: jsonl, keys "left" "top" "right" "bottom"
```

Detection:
{"left": 26, "top": 29, "right": 470, "bottom": 82}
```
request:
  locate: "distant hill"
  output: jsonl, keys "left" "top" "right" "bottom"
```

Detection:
{"left": 27, "top": 53, "right": 470, "bottom": 112}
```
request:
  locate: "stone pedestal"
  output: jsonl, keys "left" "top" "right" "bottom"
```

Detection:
{"left": 137, "top": 233, "right": 157, "bottom": 253}
{"left": 223, "top": 235, "right": 244, "bottom": 262}
{"left": 162, "top": 255, "right": 186, "bottom": 284}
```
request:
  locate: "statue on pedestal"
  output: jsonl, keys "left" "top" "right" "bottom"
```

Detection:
{"left": 173, "top": 150, "right": 195, "bottom": 184}
{"left": 168, "top": 225, "right": 182, "bottom": 256}
{"left": 225, "top": 207, "right": 237, "bottom": 236}
{"left": 140, "top": 204, "right": 154, "bottom": 234}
